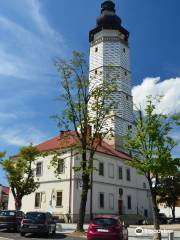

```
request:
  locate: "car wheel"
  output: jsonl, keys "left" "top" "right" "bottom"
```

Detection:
{"left": 47, "top": 227, "right": 51, "bottom": 237}
{"left": 52, "top": 228, "right": 56, "bottom": 236}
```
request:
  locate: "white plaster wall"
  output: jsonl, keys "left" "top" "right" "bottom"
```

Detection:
{"left": 72, "top": 151, "right": 152, "bottom": 218}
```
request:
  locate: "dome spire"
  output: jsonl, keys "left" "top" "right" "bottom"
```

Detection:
{"left": 101, "top": 0, "right": 115, "bottom": 13}
{"left": 89, "top": 1, "right": 129, "bottom": 42}
{"left": 96, "top": 1, "right": 121, "bottom": 28}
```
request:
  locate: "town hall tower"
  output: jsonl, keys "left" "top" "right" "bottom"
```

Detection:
{"left": 89, "top": 1, "right": 134, "bottom": 151}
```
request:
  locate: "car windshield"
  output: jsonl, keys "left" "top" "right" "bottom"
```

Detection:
{"left": 25, "top": 212, "right": 46, "bottom": 222}
{"left": 0, "top": 211, "right": 15, "bottom": 216}
{"left": 93, "top": 218, "right": 118, "bottom": 226}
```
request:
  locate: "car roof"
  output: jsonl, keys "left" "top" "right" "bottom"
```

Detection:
{"left": 0, "top": 210, "right": 18, "bottom": 212}
{"left": 94, "top": 215, "right": 119, "bottom": 219}
{"left": 25, "top": 211, "right": 48, "bottom": 214}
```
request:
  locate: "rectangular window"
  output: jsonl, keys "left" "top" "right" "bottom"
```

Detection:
{"left": 144, "top": 209, "right": 148, "bottom": 217}
{"left": 95, "top": 47, "right": 98, "bottom": 52}
{"left": 36, "top": 162, "right": 43, "bottom": 176}
{"left": 35, "top": 193, "right": 41, "bottom": 208}
{"left": 127, "top": 196, "right": 131, "bottom": 209}
{"left": 119, "top": 188, "right": 123, "bottom": 197}
{"left": 118, "top": 167, "right": 123, "bottom": 180}
{"left": 126, "top": 168, "right": 131, "bottom": 181}
{"left": 57, "top": 160, "right": 65, "bottom": 174}
{"left": 143, "top": 182, "right": 146, "bottom": 189}
{"left": 99, "top": 162, "right": 104, "bottom": 176}
{"left": 99, "top": 193, "right": 104, "bottom": 208}
{"left": 56, "top": 191, "right": 62, "bottom": 207}
{"left": 128, "top": 125, "right": 132, "bottom": 130}
{"left": 108, "top": 163, "right": 114, "bottom": 178}
{"left": 109, "top": 194, "right": 114, "bottom": 209}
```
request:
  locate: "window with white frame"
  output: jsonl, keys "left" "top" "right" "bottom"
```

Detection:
{"left": 109, "top": 193, "right": 114, "bottom": 209}
{"left": 108, "top": 163, "right": 114, "bottom": 178}
{"left": 35, "top": 192, "right": 42, "bottom": 208}
{"left": 36, "top": 162, "right": 43, "bottom": 176}
{"left": 57, "top": 159, "right": 65, "bottom": 174}
{"left": 99, "top": 193, "right": 104, "bottom": 208}
{"left": 56, "top": 191, "right": 63, "bottom": 207}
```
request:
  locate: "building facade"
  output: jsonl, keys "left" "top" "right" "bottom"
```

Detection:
{"left": 8, "top": 1, "right": 153, "bottom": 223}
{"left": 8, "top": 134, "right": 152, "bottom": 223}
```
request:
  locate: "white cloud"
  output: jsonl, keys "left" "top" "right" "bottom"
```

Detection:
{"left": 132, "top": 77, "right": 180, "bottom": 114}
{"left": 0, "top": 0, "right": 66, "bottom": 80}
{"left": 26, "top": 0, "right": 63, "bottom": 43}
{"left": 0, "top": 126, "right": 46, "bottom": 147}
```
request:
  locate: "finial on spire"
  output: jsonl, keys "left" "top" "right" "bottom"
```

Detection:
{"left": 101, "top": 0, "right": 115, "bottom": 13}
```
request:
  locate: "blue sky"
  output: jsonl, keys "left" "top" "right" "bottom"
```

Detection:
{"left": 0, "top": 0, "right": 179, "bottom": 185}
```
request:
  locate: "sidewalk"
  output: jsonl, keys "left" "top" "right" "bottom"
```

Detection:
{"left": 130, "top": 224, "right": 180, "bottom": 231}
{"left": 56, "top": 223, "right": 88, "bottom": 233}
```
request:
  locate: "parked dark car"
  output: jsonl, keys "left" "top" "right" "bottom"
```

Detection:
{"left": 20, "top": 212, "right": 56, "bottom": 237}
{"left": 0, "top": 210, "right": 24, "bottom": 231}
{"left": 87, "top": 215, "right": 123, "bottom": 240}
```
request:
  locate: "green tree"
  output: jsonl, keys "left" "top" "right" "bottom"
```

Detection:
{"left": 158, "top": 172, "right": 180, "bottom": 221}
{"left": 51, "top": 51, "right": 117, "bottom": 232}
{"left": 1, "top": 145, "right": 40, "bottom": 210}
{"left": 125, "top": 97, "right": 180, "bottom": 240}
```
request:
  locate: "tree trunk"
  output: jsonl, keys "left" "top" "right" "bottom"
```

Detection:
{"left": 15, "top": 197, "right": 22, "bottom": 210}
{"left": 172, "top": 204, "right": 176, "bottom": 221}
{"left": 76, "top": 174, "right": 89, "bottom": 232}
{"left": 148, "top": 180, "right": 161, "bottom": 240}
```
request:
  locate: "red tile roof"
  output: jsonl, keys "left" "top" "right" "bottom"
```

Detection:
{"left": 36, "top": 131, "right": 131, "bottom": 161}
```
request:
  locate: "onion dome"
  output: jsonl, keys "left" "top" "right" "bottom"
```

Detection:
{"left": 96, "top": 1, "right": 122, "bottom": 28}
{"left": 89, "top": 1, "right": 129, "bottom": 42}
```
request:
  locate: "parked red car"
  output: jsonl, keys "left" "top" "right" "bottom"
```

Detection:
{"left": 87, "top": 215, "right": 123, "bottom": 240}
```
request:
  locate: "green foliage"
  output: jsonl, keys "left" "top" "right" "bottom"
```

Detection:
{"left": 52, "top": 51, "right": 118, "bottom": 230}
{"left": 1, "top": 145, "right": 40, "bottom": 209}
{"left": 52, "top": 51, "right": 118, "bottom": 176}
{"left": 125, "top": 96, "right": 180, "bottom": 233}
{"left": 125, "top": 96, "right": 179, "bottom": 181}
{"left": 172, "top": 112, "right": 180, "bottom": 126}
{"left": 158, "top": 172, "right": 180, "bottom": 218}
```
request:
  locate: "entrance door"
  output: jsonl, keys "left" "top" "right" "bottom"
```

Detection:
{"left": 118, "top": 200, "right": 123, "bottom": 215}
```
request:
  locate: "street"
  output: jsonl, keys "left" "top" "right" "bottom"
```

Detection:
{"left": 0, "top": 231, "right": 84, "bottom": 240}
